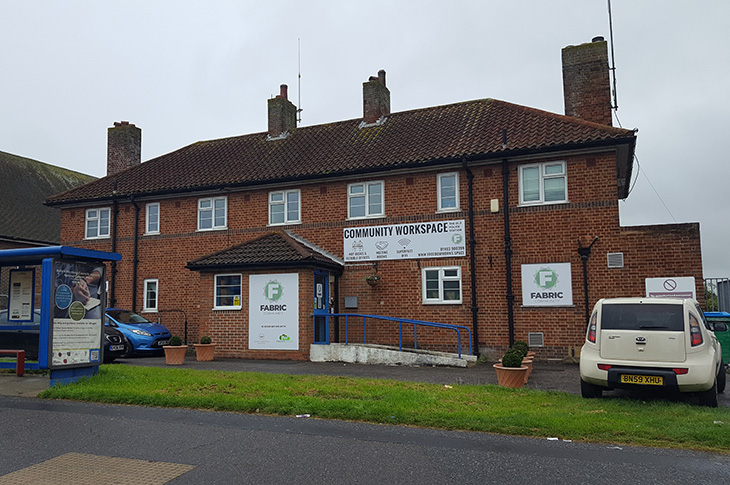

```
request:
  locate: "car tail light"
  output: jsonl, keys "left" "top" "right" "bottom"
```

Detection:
{"left": 689, "top": 314, "right": 703, "bottom": 347}
{"left": 597, "top": 364, "right": 612, "bottom": 371}
{"left": 587, "top": 312, "right": 597, "bottom": 343}
{"left": 672, "top": 368, "right": 689, "bottom": 375}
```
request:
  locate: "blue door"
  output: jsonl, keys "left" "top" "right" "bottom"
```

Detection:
{"left": 313, "top": 270, "right": 329, "bottom": 344}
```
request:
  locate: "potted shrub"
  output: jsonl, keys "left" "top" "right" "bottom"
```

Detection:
{"left": 194, "top": 336, "right": 216, "bottom": 362}
{"left": 163, "top": 336, "right": 186, "bottom": 365}
{"left": 493, "top": 349, "right": 529, "bottom": 388}
{"left": 365, "top": 274, "right": 381, "bottom": 287}
{"left": 513, "top": 339, "right": 535, "bottom": 359}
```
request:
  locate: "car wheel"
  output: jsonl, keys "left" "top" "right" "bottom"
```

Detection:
{"left": 122, "top": 341, "right": 135, "bottom": 358}
{"left": 699, "top": 379, "right": 718, "bottom": 407}
{"left": 580, "top": 379, "right": 603, "bottom": 398}
{"left": 717, "top": 362, "right": 726, "bottom": 394}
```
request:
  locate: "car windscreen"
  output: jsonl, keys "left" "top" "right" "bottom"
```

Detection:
{"left": 601, "top": 303, "right": 684, "bottom": 331}
{"left": 106, "top": 310, "right": 151, "bottom": 324}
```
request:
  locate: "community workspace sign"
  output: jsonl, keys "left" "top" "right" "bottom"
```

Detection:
{"left": 521, "top": 263, "right": 573, "bottom": 306}
{"left": 249, "top": 273, "right": 299, "bottom": 350}
{"left": 343, "top": 219, "right": 466, "bottom": 262}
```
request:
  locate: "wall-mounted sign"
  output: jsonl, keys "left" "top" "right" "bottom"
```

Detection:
{"left": 343, "top": 219, "right": 466, "bottom": 262}
{"left": 521, "top": 263, "right": 574, "bottom": 307}
{"left": 645, "top": 277, "right": 696, "bottom": 299}
{"left": 50, "top": 261, "right": 105, "bottom": 367}
{"left": 8, "top": 269, "right": 34, "bottom": 322}
{"left": 249, "top": 273, "right": 299, "bottom": 350}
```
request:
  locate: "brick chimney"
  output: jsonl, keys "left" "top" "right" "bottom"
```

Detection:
{"left": 107, "top": 121, "right": 141, "bottom": 175}
{"left": 268, "top": 84, "right": 297, "bottom": 139}
{"left": 562, "top": 37, "right": 612, "bottom": 126}
{"left": 363, "top": 70, "right": 390, "bottom": 124}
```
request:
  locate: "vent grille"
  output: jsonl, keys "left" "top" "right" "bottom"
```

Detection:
{"left": 607, "top": 252, "right": 624, "bottom": 269}
{"left": 528, "top": 332, "right": 545, "bottom": 348}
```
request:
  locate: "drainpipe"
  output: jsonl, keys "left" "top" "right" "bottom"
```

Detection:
{"left": 577, "top": 237, "right": 599, "bottom": 324}
{"left": 462, "top": 158, "right": 480, "bottom": 357}
{"left": 130, "top": 196, "right": 140, "bottom": 313}
{"left": 110, "top": 181, "right": 118, "bottom": 307}
{"left": 501, "top": 130, "right": 516, "bottom": 347}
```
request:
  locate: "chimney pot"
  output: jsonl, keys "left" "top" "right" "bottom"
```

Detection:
{"left": 279, "top": 84, "right": 288, "bottom": 99}
{"left": 592, "top": 36, "right": 605, "bottom": 42}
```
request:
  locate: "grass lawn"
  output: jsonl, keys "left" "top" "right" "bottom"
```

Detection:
{"left": 38, "top": 364, "right": 730, "bottom": 453}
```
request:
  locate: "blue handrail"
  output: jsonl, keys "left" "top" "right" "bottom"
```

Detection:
{"left": 329, "top": 313, "right": 472, "bottom": 358}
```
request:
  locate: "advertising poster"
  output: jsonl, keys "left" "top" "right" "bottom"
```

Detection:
{"left": 51, "top": 261, "right": 105, "bottom": 367}
{"left": 343, "top": 219, "right": 466, "bottom": 262}
{"left": 521, "top": 263, "right": 574, "bottom": 307}
{"left": 249, "top": 273, "right": 299, "bottom": 350}
{"left": 8, "top": 269, "right": 34, "bottom": 322}
{"left": 645, "top": 277, "right": 696, "bottom": 299}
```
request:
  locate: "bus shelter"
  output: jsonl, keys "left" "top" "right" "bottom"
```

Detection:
{"left": 0, "top": 246, "right": 121, "bottom": 386}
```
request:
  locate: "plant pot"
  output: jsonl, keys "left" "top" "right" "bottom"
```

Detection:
{"left": 163, "top": 345, "right": 187, "bottom": 365}
{"left": 521, "top": 358, "right": 533, "bottom": 384}
{"left": 194, "top": 343, "right": 216, "bottom": 362}
{"left": 493, "top": 363, "right": 528, "bottom": 388}
{"left": 365, "top": 277, "right": 380, "bottom": 287}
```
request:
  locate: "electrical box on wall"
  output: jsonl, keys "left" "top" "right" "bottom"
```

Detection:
{"left": 344, "top": 296, "right": 358, "bottom": 309}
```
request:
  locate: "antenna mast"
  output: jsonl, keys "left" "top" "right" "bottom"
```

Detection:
{"left": 607, "top": 0, "right": 618, "bottom": 111}
{"left": 297, "top": 38, "right": 303, "bottom": 124}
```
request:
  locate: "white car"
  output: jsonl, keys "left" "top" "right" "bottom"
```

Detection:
{"left": 580, "top": 297, "right": 726, "bottom": 407}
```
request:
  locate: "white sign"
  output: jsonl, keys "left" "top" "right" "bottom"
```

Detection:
{"left": 8, "top": 269, "right": 34, "bottom": 322}
{"left": 521, "top": 263, "right": 574, "bottom": 307}
{"left": 249, "top": 273, "right": 299, "bottom": 350}
{"left": 343, "top": 219, "right": 466, "bottom": 262}
{"left": 645, "top": 277, "right": 696, "bottom": 299}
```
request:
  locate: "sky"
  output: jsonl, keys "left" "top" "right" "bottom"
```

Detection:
{"left": 1, "top": 1, "right": 728, "bottom": 277}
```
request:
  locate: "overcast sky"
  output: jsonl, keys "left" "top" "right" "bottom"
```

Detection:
{"left": 1, "top": 1, "right": 728, "bottom": 277}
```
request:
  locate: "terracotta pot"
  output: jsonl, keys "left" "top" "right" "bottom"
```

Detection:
{"left": 493, "top": 363, "right": 528, "bottom": 388}
{"left": 194, "top": 343, "right": 216, "bottom": 362}
{"left": 526, "top": 351, "right": 536, "bottom": 359}
{"left": 521, "top": 358, "right": 533, "bottom": 383}
{"left": 163, "top": 345, "right": 187, "bottom": 365}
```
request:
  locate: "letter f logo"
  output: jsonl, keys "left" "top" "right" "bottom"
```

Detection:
{"left": 265, "top": 281, "right": 283, "bottom": 301}
{"left": 535, "top": 268, "right": 558, "bottom": 289}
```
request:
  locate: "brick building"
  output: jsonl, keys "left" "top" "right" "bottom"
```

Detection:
{"left": 46, "top": 38, "right": 703, "bottom": 360}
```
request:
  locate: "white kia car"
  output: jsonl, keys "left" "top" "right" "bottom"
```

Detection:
{"left": 580, "top": 297, "right": 726, "bottom": 407}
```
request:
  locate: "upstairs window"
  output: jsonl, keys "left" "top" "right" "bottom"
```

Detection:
{"left": 519, "top": 161, "right": 567, "bottom": 205}
{"left": 422, "top": 267, "right": 462, "bottom": 304}
{"left": 198, "top": 196, "right": 227, "bottom": 231}
{"left": 85, "top": 208, "right": 110, "bottom": 239}
{"left": 269, "top": 189, "right": 301, "bottom": 225}
{"left": 437, "top": 172, "right": 459, "bottom": 211}
{"left": 146, "top": 203, "right": 160, "bottom": 234}
{"left": 348, "top": 181, "right": 384, "bottom": 219}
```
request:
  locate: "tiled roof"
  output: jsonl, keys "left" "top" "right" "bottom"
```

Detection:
{"left": 0, "top": 151, "right": 96, "bottom": 243}
{"left": 186, "top": 232, "right": 344, "bottom": 272}
{"left": 46, "top": 98, "right": 636, "bottom": 206}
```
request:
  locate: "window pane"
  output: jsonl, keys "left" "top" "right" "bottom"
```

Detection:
{"left": 443, "top": 280, "right": 461, "bottom": 301}
{"left": 270, "top": 192, "right": 283, "bottom": 202}
{"left": 443, "top": 269, "right": 458, "bottom": 278}
{"left": 425, "top": 270, "right": 439, "bottom": 299}
{"left": 287, "top": 192, "right": 299, "bottom": 221}
{"left": 86, "top": 220, "right": 98, "bottom": 238}
{"left": 199, "top": 199, "right": 211, "bottom": 209}
{"left": 350, "top": 195, "right": 365, "bottom": 218}
{"left": 522, "top": 167, "right": 540, "bottom": 202}
{"left": 544, "top": 177, "right": 566, "bottom": 202}
{"left": 440, "top": 175, "right": 456, "bottom": 208}
{"left": 99, "top": 209, "right": 110, "bottom": 236}
{"left": 350, "top": 184, "right": 364, "bottom": 195}
{"left": 270, "top": 204, "right": 284, "bottom": 224}
{"left": 367, "top": 183, "right": 382, "bottom": 214}
{"left": 544, "top": 163, "right": 564, "bottom": 175}
{"left": 199, "top": 210, "right": 212, "bottom": 229}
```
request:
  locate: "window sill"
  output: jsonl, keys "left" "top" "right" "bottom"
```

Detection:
{"left": 422, "top": 300, "right": 463, "bottom": 305}
{"left": 268, "top": 221, "right": 302, "bottom": 227}
{"left": 197, "top": 227, "right": 228, "bottom": 232}
{"left": 144, "top": 232, "right": 160, "bottom": 236}
{"left": 346, "top": 215, "right": 386, "bottom": 222}
{"left": 436, "top": 207, "right": 461, "bottom": 214}
{"left": 142, "top": 309, "right": 158, "bottom": 313}
{"left": 517, "top": 200, "right": 569, "bottom": 208}
{"left": 84, "top": 236, "right": 111, "bottom": 240}
{"left": 213, "top": 307, "right": 242, "bottom": 311}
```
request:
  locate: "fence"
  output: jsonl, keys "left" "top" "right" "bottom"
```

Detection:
{"left": 704, "top": 278, "right": 730, "bottom": 312}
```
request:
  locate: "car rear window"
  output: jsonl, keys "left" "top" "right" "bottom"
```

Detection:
{"left": 601, "top": 303, "right": 684, "bottom": 331}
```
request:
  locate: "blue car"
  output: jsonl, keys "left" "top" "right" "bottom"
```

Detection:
{"left": 104, "top": 308, "right": 172, "bottom": 357}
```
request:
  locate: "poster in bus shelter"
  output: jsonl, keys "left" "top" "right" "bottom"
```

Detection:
{"left": 50, "top": 260, "right": 105, "bottom": 368}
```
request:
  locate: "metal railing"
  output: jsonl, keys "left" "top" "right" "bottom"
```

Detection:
{"left": 329, "top": 313, "right": 472, "bottom": 358}
{"left": 705, "top": 278, "right": 730, "bottom": 312}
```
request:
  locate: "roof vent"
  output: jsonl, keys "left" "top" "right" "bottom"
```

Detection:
{"left": 607, "top": 252, "right": 624, "bottom": 269}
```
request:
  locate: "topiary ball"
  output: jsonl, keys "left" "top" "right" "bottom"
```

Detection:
{"left": 169, "top": 336, "right": 183, "bottom": 346}
{"left": 200, "top": 336, "right": 212, "bottom": 345}
{"left": 501, "top": 349, "right": 524, "bottom": 368}
{"left": 512, "top": 340, "right": 529, "bottom": 358}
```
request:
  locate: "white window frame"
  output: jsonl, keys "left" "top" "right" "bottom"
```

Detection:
{"left": 145, "top": 202, "right": 160, "bottom": 235}
{"left": 437, "top": 172, "right": 460, "bottom": 212}
{"left": 214, "top": 273, "right": 242, "bottom": 310}
{"left": 85, "top": 207, "right": 111, "bottom": 239}
{"left": 143, "top": 279, "right": 159, "bottom": 312}
{"left": 518, "top": 161, "right": 568, "bottom": 205}
{"left": 422, "top": 266, "right": 462, "bottom": 304}
{"left": 347, "top": 181, "right": 384, "bottom": 219}
{"left": 198, "top": 196, "right": 227, "bottom": 231}
{"left": 268, "top": 189, "right": 301, "bottom": 226}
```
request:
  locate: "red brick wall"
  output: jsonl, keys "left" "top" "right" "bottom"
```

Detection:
{"left": 58, "top": 150, "right": 703, "bottom": 360}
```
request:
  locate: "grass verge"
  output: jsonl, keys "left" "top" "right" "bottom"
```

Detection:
{"left": 38, "top": 365, "right": 730, "bottom": 453}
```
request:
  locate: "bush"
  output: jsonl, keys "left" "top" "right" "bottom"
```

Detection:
{"left": 200, "top": 336, "right": 212, "bottom": 345}
{"left": 512, "top": 340, "right": 529, "bottom": 358}
{"left": 501, "top": 349, "right": 524, "bottom": 368}
{"left": 169, "top": 336, "right": 183, "bottom": 346}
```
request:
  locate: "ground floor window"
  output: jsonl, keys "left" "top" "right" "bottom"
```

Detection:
{"left": 422, "top": 266, "right": 462, "bottom": 304}
{"left": 215, "top": 274, "right": 242, "bottom": 309}
{"left": 143, "top": 279, "right": 158, "bottom": 311}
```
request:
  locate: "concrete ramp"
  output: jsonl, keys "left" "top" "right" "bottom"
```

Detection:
{"left": 310, "top": 343, "right": 477, "bottom": 368}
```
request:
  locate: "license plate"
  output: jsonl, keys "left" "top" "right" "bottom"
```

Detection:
{"left": 620, "top": 374, "right": 663, "bottom": 385}
{"left": 157, "top": 340, "right": 169, "bottom": 346}
{"left": 109, "top": 344, "right": 125, "bottom": 352}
